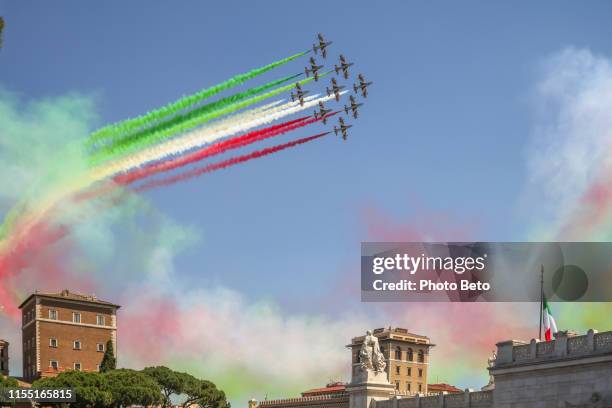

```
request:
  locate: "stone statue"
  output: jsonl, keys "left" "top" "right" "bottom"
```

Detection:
{"left": 359, "top": 330, "right": 386, "bottom": 373}
{"left": 487, "top": 350, "right": 497, "bottom": 368}
{"left": 481, "top": 350, "right": 497, "bottom": 391}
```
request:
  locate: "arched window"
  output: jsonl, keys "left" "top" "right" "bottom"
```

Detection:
{"left": 394, "top": 346, "right": 402, "bottom": 360}
{"left": 418, "top": 350, "right": 425, "bottom": 363}
{"left": 407, "top": 348, "right": 414, "bottom": 361}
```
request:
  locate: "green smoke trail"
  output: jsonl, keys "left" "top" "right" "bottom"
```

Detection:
{"left": 87, "top": 52, "right": 308, "bottom": 147}
{"left": 91, "top": 72, "right": 329, "bottom": 164}
{"left": 91, "top": 72, "right": 302, "bottom": 162}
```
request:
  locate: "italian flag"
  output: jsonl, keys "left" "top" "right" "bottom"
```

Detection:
{"left": 542, "top": 296, "right": 558, "bottom": 341}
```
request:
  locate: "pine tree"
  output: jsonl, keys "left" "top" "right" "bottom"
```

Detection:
{"left": 99, "top": 340, "right": 116, "bottom": 372}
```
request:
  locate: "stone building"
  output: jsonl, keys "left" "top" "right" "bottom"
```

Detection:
{"left": 19, "top": 290, "right": 120, "bottom": 382}
{"left": 374, "top": 329, "right": 612, "bottom": 408}
{"left": 490, "top": 329, "right": 612, "bottom": 407}
{"left": 249, "top": 327, "right": 612, "bottom": 408}
{"left": 348, "top": 327, "right": 433, "bottom": 395}
{"left": 0, "top": 339, "right": 8, "bottom": 376}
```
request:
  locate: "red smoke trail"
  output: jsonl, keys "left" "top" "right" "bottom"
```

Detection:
{"left": 136, "top": 131, "right": 331, "bottom": 191}
{"left": 114, "top": 113, "right": 336, "bottom": 186}
{"left": 558, "top": 170, "right": 612, "bottom": 238}
{"left": 0, "top": 221, "right": 70, "bottom": 319}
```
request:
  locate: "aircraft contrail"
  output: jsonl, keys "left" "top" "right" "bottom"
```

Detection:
{"left": 91, "top": 73, "right": 303, "bottom": 163}
{"left": 91, "top": 92, "right": 345, "bottom": 181}
{"left": 135, "top": 131, "right": 331, "bottom": 191}
{"left": 115, "top": 112, "right": 338, "bottom": 186}
{"left": 114, "top": 116, "right": 312, "bottom": 185}
{"left": 89, "top": 74, "right": 327, "bottom": 165}
{"left": 87, "top": 51, "right": 308, "bottom": 147}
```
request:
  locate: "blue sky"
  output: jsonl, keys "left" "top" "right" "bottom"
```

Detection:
{"left": 1, "top": 1, "right": 611, "bottom": 312}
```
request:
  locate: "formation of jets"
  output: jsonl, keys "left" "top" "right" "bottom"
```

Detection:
{"left": 290, "top": 83, "right": 309, "bottom": 106}
{"left": 314, "top": 101, "right": 333, "bottom": 124}
{"left": 312, "top": 33, "right": 332, "bottom": 59}
{"left": 353, "top": 74, "right": 373, "bottom": 98}
{"left": 333, "top": 117, "right": 353, "bottom": 141}
{"left": 326, "top": 78, "right": 345, "bottom": 102}
{"left": 344, "top": 95, "right": 363, "bottom": 119}
{"left": 296, "top": 34, "right": 373, "bottom": 140}
{"left": 304, "top": 57, "right": 323, "bottom": 81}
{"left": 334, "top": 55, "right": 354, "bottom": 80}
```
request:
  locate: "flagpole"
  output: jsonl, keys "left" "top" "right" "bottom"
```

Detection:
{"left": 539, "top": 265, "right": 544, "bottom": 341}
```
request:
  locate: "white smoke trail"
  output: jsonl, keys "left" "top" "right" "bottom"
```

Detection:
{"left": 7, "top": 94, "right": 338, "bottom": 239}
{"left": 90, "top": 92, "right": 344, "bottom": 181}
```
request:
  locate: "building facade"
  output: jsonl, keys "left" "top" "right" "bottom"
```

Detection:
{"left": 348, "top": 327, "right": 433, "bottom": 395}
{"left": 19, "top": 290, "right": 120, "bottom": 382}
{"left": 249, "top": 327, "right": 612, "bottom": 408}
{"left": 374, "top": 329, "right": 612, "bottom": 408}
{"left": 0, "top": 339, "right": 8, "bottom": 376}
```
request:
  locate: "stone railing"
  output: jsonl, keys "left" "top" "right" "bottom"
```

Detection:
{"left": 494, "top": 329, "right": 612, "bottom": 367}
{"left": 376, "top": 391, "right": 493, "bottom": 408}
{"left": 258, "top": 393, "right": 349, "bottom": 407}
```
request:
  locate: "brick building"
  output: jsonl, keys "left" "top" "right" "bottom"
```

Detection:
{"left": 427, "top": 383, "right": 462, "bottom": 395}
{"left": 0, "top": 339, "right": 8, "bottom": 376}
{"left": 19, "top": 290, "right": 120, "bottom": 382}
{"left": 348, "top": 327, "right": 434, "bottom": 395}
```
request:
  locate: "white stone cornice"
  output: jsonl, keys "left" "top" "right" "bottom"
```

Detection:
{"left": 36, "top": 318, "right": 116, "bottom": 330}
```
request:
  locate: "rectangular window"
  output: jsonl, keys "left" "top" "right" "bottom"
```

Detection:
{"left": 50, "top": 360, "right": 58, "bottom": 370}
{"left": 408, "top": 367, "right": 411, "bottom": 376}
{"left": 418, "top": 368, "right": 423, "bottom": 377}
{"left": 395, "top": 382, "right": 399, "bottom": 390}
{"left": 74, "top": 362, "right": 81, "bottom": 371}
{"left": 97, "top": 315, "right": 105, "bottom": 325}
{"left": 395, "top": 366, "right": 400, "bottom": 374}
{"left": 49, "top": 338, "right": 58, "bottom": 348}
{"left": 407, "top": 383, "right": 411, "bottom": 392}
{"left": 73, "top": 340, "right": 81, "bottom": 350}
{"left": 49, "top": 309, "right": 57, "bottom": 320}
{"left": 418, "top": 384, "right": 422, "bottom": 392}
{"left": 97, "top": 343, "right": 105, "bottom": 352}
{"left": 72, "top": 312, "right": 81, "bottom": 323}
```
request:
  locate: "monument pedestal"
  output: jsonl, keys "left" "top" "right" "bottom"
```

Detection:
{"left": 347, "top": 370, "right": 395, "bottom": 408}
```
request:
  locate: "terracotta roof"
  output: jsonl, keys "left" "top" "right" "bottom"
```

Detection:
{"left": 428, "top": 383, "right": 462, "bottom": 393}
{"left": 18, "top": 289, "right": 120, "bottom": 309}
{"left": 301, "top": 383, "right": 347, "bottom": 397}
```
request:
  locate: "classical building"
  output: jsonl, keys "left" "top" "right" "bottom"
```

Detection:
{"left": 0, "top": 339, "right": 8, "bottom": 376}
{"left": 374, "top": 329, "right": 612, "bottom": 407}
{"left": 347, "top": 327, "right": 433, "bottom": 395}
{"left": 19, "top": 290, "right": 120, "bottom": 382}
{"left": 249, "top": 327, "right": 612, "bottom": 408}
